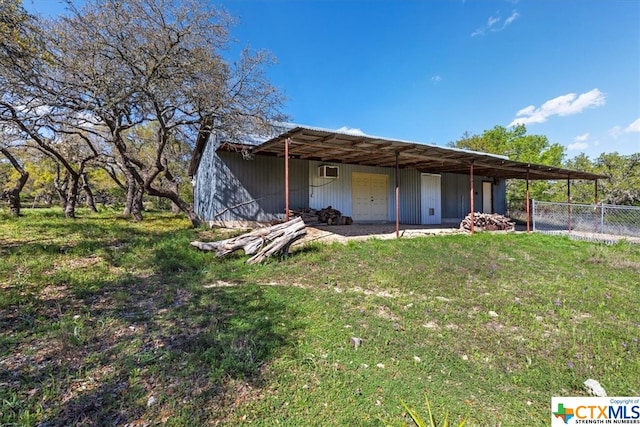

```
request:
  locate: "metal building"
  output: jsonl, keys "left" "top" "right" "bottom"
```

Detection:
{"left": 188, "top": 125, "right": 602, "bottom": 228}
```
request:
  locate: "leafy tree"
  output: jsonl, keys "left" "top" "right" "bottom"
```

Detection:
{"left": 551, "top": 152, "right": 640, "bottom": 206}
{"left": 450, "top": 125, "right": 565, "bottom": 203}
{"left": 595, "top": 152, "right": 640, "bottom": 205}
{"left": 555, "top": 153, "right": 598, "bottom": 204}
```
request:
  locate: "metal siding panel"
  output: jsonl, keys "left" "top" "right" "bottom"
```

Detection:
{"left": 494, "top": 179, "right": 507, "bottom": 215}
{"left": 193, "top": 137, "right": 219, "bottom": 221}
{"left": 194, "top": 138, "right": 508, "bottom": 224}
{"left": 309, "top": 161, "right": 397, "bottom": 218}
{"left": 220, "top": 152, "right": 309, "bottom": 221}
{"left": 399, "top": 168, "right": 421, "bottom": 224}
{"left": 441, "top": 173, "right": 468, "bottom": 221}
{"left": 440, "top": 173, "right": 508, "bottom": 222}
{"left": 195, "top": 151, "right": 307, "bottom": 222}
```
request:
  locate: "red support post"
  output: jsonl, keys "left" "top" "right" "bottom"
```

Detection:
{"left": 470, "top": 161, "right": 475, "bottom": 235}
{"left": 395, "top": 151, "right": 400, "bottom": 239}
{"left": 526, "top": 168, "right": 530, "bottom": 233}
{"left": 285, "top": 138, "right": 290, "bottom": 222}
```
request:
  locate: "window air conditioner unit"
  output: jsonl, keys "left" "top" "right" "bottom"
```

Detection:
{"left": 318, "top": 165, "right": 339, "bottom": 178}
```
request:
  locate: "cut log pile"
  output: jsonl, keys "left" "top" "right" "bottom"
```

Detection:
{"left": 190, "top": 217, "right": 306, "bottom": 264}
{"left": 289, "top": 206, "right": 353, "bottom": 226}
{"left": 460, "top": 213, "right": 516, "bottom": 232}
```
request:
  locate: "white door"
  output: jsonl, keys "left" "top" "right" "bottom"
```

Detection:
{"left": 421, "top": 174, "right": 441, "bottom": 225}
{"left": 482, "top": 181, "right": 493, "bottom": 214}
{"left": 352, "top": 172, "right": 388, "bottom": 222}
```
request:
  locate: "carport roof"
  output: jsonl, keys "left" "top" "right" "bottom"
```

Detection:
{"left": 246, "top": 126, "right": 606, "bottom": 181}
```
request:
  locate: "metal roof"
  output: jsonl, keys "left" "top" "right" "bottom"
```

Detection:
{"left": 248, "top": 126, "right": 606, "bottom": 181}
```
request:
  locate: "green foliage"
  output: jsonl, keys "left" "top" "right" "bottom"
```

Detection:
{"left": 399, "top": 397, "right": 467, "bottom": 427}
{"left": 451, "top": 125, "right": 565, "bottom": 203}
{"left": 550, "top": 152, "right": 640, "bottom": 205}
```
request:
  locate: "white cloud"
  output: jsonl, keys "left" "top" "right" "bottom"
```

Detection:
{"left": 504, "top": 10, "right": 520, "bottom": 27}
{"left": 432, "top": 75, "right": 442, "bottom": 84}
{"left": 508, "top": 88, "right": 606, "bottom": 127}
{"left": 568, "top": 142, "right": 588, "bottom": 151}
{"left": 335, "top": 126, "right": 366, "bottom": 136}
{"left": 567, "top": 133, "right": 590, "bottom": 150}
{"left": 472, "top": 9, "right": 519, "bottom": 37}
{"left": 608, "top": 117, "right": 640, "bottom": 138}
{"left": 609, "top": 126, "right": 623, "bottom": 138}
{"left": 625, "top": 117, "right": 640, "bottom": 133}
{"left": 574, "top": 133, "right": 590, "bottom": 142}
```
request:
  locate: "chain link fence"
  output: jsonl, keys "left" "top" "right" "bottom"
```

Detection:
{"left": 506, "top": 198, "right": 527, "bottom": 223}
{"left": 532, "top": 200, "right": 640, "bottom": 240}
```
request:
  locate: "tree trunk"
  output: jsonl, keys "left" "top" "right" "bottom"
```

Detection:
{"left": 64, "top": 172, "right": 80, "bottom": 218}
{"left": 170, "top": 181, "right": 180, "bottom": 214}
{"left": 131, "top": 184, "right": 144, "bottom": 221}
{"left": 191, "top": 217, "right": 306, "bottom": 264}
{"left": 0, "top": 148, "right": 29, "bottom": 216}
{"left": 81, "top": 172, "right": 98, "bottom": 212}
{"left": 54, "top": 166, "right": 69, "bottom": 209}
{"left": 146, "top": 183, "right": 201, "bottom": 227}
{"left": 123, "top": 179, "right": 135, "bottom": 215}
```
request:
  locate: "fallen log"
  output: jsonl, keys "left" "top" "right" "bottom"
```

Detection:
{"left": 191, "top": 217, "right": 306, "bottom": 264}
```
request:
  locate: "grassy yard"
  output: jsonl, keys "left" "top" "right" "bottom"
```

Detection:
{"left": 1, "top": 209, "right": 639, "bottom": 426}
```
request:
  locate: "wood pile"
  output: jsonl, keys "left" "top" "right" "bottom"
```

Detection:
{"left": 289, "top": 206, "right": 353, "bottom": 226}
{"left": 460, "top": 212, "right": 516, "bottom": 232}
{"left": 190, "top": 217, "right": 306, "bottom": 264}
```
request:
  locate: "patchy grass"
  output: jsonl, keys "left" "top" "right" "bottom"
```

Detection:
{"left": 1, "top": 209, "right": 639, "bottom": 426}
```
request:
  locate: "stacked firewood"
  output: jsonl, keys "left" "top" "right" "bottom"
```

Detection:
{"left": 190, "top": 217, "right": 306, "bottom": 264}
{"left": 460, "top": 213, "right": 515, "bottom": 232}
{"left": 289, "top": 206, "right": 353, "bottom": 226}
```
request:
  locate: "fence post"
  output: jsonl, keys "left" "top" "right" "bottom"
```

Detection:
{"left": 567, "top": 177, "right": 572, "bottom": 233}
{"left": 532, "top": 199, "right": 536, "bottom": 231}
{"left": 600, "top": 203, "right": 605, "bottom": 235}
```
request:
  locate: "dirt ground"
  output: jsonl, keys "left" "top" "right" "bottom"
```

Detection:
{"left": 297, "top": 222, "right": 465, "bottom": 245}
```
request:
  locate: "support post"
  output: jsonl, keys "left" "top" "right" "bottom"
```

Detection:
{"left": 526, "top": 168, "right": 530, "bottom": 233}
{"left": 285, "top": 138, "right": 290, "bottom": 221}
{"left": 567, "top": 176, "right": 571, "bottom": 233}
{"left": 395, "top": 151, "right": 400, "bottom": 239}
{"left": 594, "top": 179, "right": 599, "bottom": 233}
{"left": 470, "top": 161, "right": 475, "bottom": 234}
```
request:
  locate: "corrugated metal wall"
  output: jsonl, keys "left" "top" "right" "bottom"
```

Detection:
{"left": 193, "top": 142, "right": 507, "bottom": 225}
{"left": 441, "top": 173, "right": 507, "bottom": 222}
{"left": 194, "top": 147, "right": 308, "bottom": 222}
{"left": 399, "top": 168, "right": 421, "bottom": 224}
{"left": 193, "top": 136, "right": 218, "bottom": 221}
{"left": 308, "top": 161, "right": 422, "bottom": 224}
{"left": 493, "top": 179, "right": 507, "bottom": 215}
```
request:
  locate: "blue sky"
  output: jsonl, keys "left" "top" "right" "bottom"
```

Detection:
{"left": 24, "top": 0, "right": 640, "bottom": 160}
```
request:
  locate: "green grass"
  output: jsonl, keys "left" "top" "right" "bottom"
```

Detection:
{"left": 1, "top": 209, "right": 639, "bottom": 426}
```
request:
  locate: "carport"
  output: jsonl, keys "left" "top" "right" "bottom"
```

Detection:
{"left": 250, "top": 126, "right": 607, "bottom": 235}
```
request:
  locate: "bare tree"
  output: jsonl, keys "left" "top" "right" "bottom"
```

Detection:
{"left": 45, "top": 0, "right": 286, "bottom": 226}
{"left": 0, "top": 0, "right": 104, "bottom": 218}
